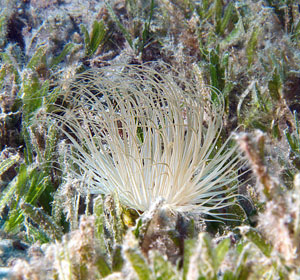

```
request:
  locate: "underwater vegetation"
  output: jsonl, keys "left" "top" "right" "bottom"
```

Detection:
{"left": 0, "top": 0, "right": 300, "bottom": 279}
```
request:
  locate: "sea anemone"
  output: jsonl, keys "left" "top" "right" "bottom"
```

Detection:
{"left": 53, "top": 64, "right": 243, "bottom": 219}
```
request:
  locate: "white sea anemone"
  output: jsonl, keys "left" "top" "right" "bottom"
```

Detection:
{"left": 54, "top": 64, "right": 244, "bottom": 219}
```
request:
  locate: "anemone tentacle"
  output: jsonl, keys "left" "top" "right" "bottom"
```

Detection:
{"left": 53, "top": 64, "right": 244, "bottom": 218}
